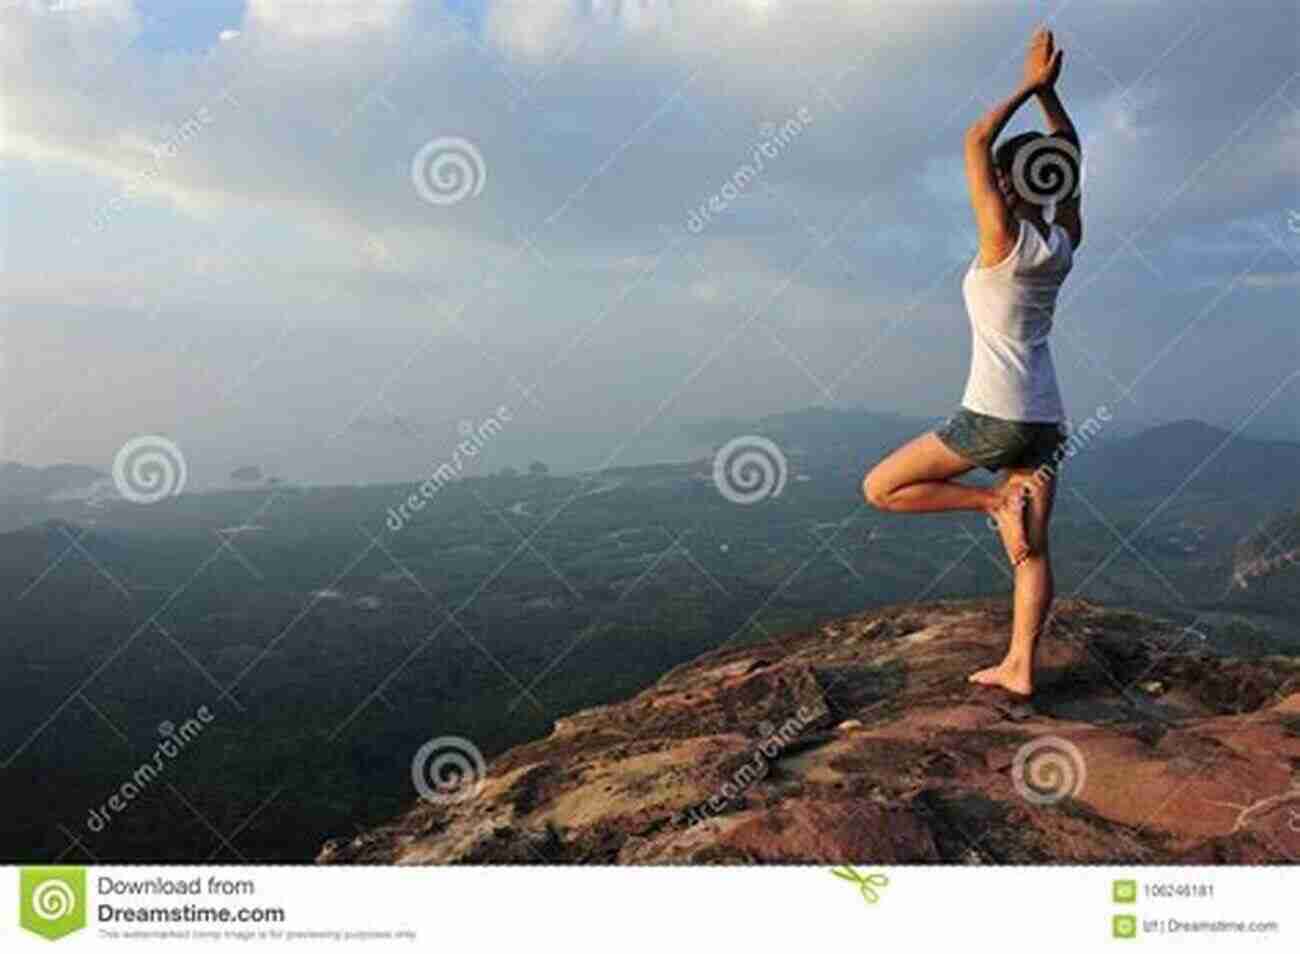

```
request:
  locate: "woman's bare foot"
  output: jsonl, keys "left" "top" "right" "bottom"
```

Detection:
{"left": 988, "top": 475, "right": 1037, "bottom": 566}
{"left": 968, "top": 660, "right": 1033, "bottom": 697}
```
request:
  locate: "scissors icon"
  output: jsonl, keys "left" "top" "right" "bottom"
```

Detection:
{"left": 830, "top": 866, "right": 890, "bottom": 904}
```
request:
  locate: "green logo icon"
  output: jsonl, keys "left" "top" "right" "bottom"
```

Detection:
{"left": 19, "top": 867, "right": 87, "bottom": 941}
{"left": 1112, "top": 914, "right": 1138, "bottom": 940}
{"left": 829, "top": 865, "right": 889, "bottom": 904}
{"left": 1113, "top": 879, "right": 1138, "bottom": 903}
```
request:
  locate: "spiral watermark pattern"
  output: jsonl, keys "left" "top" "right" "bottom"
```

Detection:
{"left": 411, "top": 137, "right": 487, "bottom": 206}
{"left": 31, "top": 879, "right": 77, "bottom": 921}
{"left": 712, "top": 435, "right": 788, "bottom": 505}
{"left": 411, "top": 736, "right": 486, "bottom": 804}
{"left": 1011, "top": 136, "right": 1081, "bottom": 206}
{"left": 112, "top": 435, "right": 188, "bottom": 504}
{"left": 1012, "top": 735, "right": 1086, "bottom": 805}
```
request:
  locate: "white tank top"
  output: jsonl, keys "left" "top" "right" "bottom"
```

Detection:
{"left": 960, "top": 218, "right": 1072, "bottom": 423}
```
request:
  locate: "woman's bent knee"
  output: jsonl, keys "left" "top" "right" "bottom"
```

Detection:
{"left": 862, "top": 470, "right": 893, "bottom": 510}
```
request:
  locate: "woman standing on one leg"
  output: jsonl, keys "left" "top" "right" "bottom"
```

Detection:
{"left": 862, "top": 27, "right": 1083, "bottom": 699}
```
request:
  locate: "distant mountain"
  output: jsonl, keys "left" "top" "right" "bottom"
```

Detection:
{"left": 684, "top": 406, "right": 935, "bottom": 466}
{"left": 347, "top": 414, "right": 420, "bottom": 438}
{"left": 686, "top": 409, "right": 1300, "bottom": 507}
{"left": 0, "top": 461, "right": 105, "bottom": 501}
{"left": 1068, "top": 420, "right": 1300, "bottom": 503}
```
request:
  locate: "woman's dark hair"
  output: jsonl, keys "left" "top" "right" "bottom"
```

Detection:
{"left": 994, "top": 131, "right": 1045, "bottom": 178}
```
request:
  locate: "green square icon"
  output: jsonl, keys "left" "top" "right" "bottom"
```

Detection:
{"left": 1112, "top": 914, "right": 1138, "bottom": 940}
{"left": 19, "top": 867, "right": 88, "bottom": 941}
{"left": 1113, "top": 879, "right": 1138, "bottom": 903}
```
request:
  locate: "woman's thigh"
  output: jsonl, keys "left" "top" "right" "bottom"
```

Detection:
{"left": 864, "top": 432, "right": 978, "bottom": 498}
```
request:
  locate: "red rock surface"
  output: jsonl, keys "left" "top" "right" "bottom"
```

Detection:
{"left": 318, "top": 599, "right": 1300, "bottom": 864}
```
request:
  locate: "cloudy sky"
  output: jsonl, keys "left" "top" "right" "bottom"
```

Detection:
{"left": 3, "top": 0, "right": 1297, "bottom": 485}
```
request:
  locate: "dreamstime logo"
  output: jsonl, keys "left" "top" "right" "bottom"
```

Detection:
{"left": 386, "top": 406, "right": 512, "bottom": 532}
{"left": 985, "top": 405, "right": 1112, "bottom": 539}
{"left": 1039, "top": 405, "right": 1111, "bottom": 480}
{"left": 86, "top": 705, "right": 215, "bottom": 834}
{"left": 411, "top": 136, "right": 487, "bottom": 206}
{"left": 687, "top": 106, "right": 813, "bottom": 234}
{"left": 87, "top": 89, "right": 241, "bottom": 236}
{"left": 411, "top": 736, "right": 486, "bottom": 804}
{"left": 19, "top": 868, "right": 87, "bottom": 941}
{"left": 673, "top": 705, "right": 820, "bottom": 827}
{"left": 112, "top": 435, "right": 188, "bottom": 504}
{"left": 1012, "top": 735, "right": 1086, "bottom": 805}
{"left": 1011, "top": 136, "right": 1081, "bottom": 206}
{"left": 31, "top": 880, "right": 76, "bottom": 921}
{"left": 712, "top": 435, "right": 788, "bottom": 505}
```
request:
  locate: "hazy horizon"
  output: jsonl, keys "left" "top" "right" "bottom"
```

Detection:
{"left": 5, "top": 404, "right": 1300, "bottom": 494}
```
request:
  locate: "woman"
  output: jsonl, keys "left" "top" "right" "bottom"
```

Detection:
{"left": 862, "top": 27, "right": 1082, "bottom": 700}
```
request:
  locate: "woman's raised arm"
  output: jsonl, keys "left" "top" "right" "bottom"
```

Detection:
{"left": 1035, "top": 85, "right": 1083, "bottom": 250}
{"left": 964, "top": 28, "right": 1063, "bottom": 266}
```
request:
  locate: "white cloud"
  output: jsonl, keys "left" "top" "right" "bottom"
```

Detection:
{"left": 243, "top": 0, "right": 411, "bottom": 40}
{"left": 3, "top": 0, "right": 1298, "bottom": 473}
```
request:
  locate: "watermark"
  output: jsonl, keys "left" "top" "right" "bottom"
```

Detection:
{"left": 85, "top": 706, "right": 215, "bottom": 834}
{"left": 411, "top": 136, "right": 487, "bottom": 206}
{"left": 411, "top": 736, "right": 486, "bottom": 804}
{"left": 829, "top": 866, "right": 890, "bottom": 905}
{"left": 385, "top": 406, "right": 512, "bottom": 532}
{"left": 88, "top": 89, "right": 242, "bottom": 235}
{"left": 1010, "top": 135, "right": 1081, "bottom": 206}
{"left": 1011, "top": 734, "right": 1086, "bottom": 806}
{"left": 712, "top": 435, "right": 788, "bottom": 505}
{"left": 112, "top": 435, "right": 188, "bottom": 504}
{"left": 20, "top": 867, "right": 87, "bottom": 941}
{"left": 672, "top": 705, "right": 819, "bottom": 826}
{"left": 1030, "top": 403, "right": 1111, "bottom": 489}
{"left": 330, "top": 68, "right": 402, "bottom": 139}
{"left": 984, "top": 404, "right": 1112, "bottom": 538}
{"left": 686, "top": 107, "right": 813, "bottom": 234}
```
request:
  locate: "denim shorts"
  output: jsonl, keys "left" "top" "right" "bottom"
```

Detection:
{"left": 935, "top": 408, "right": 1067, "bottom": 473}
